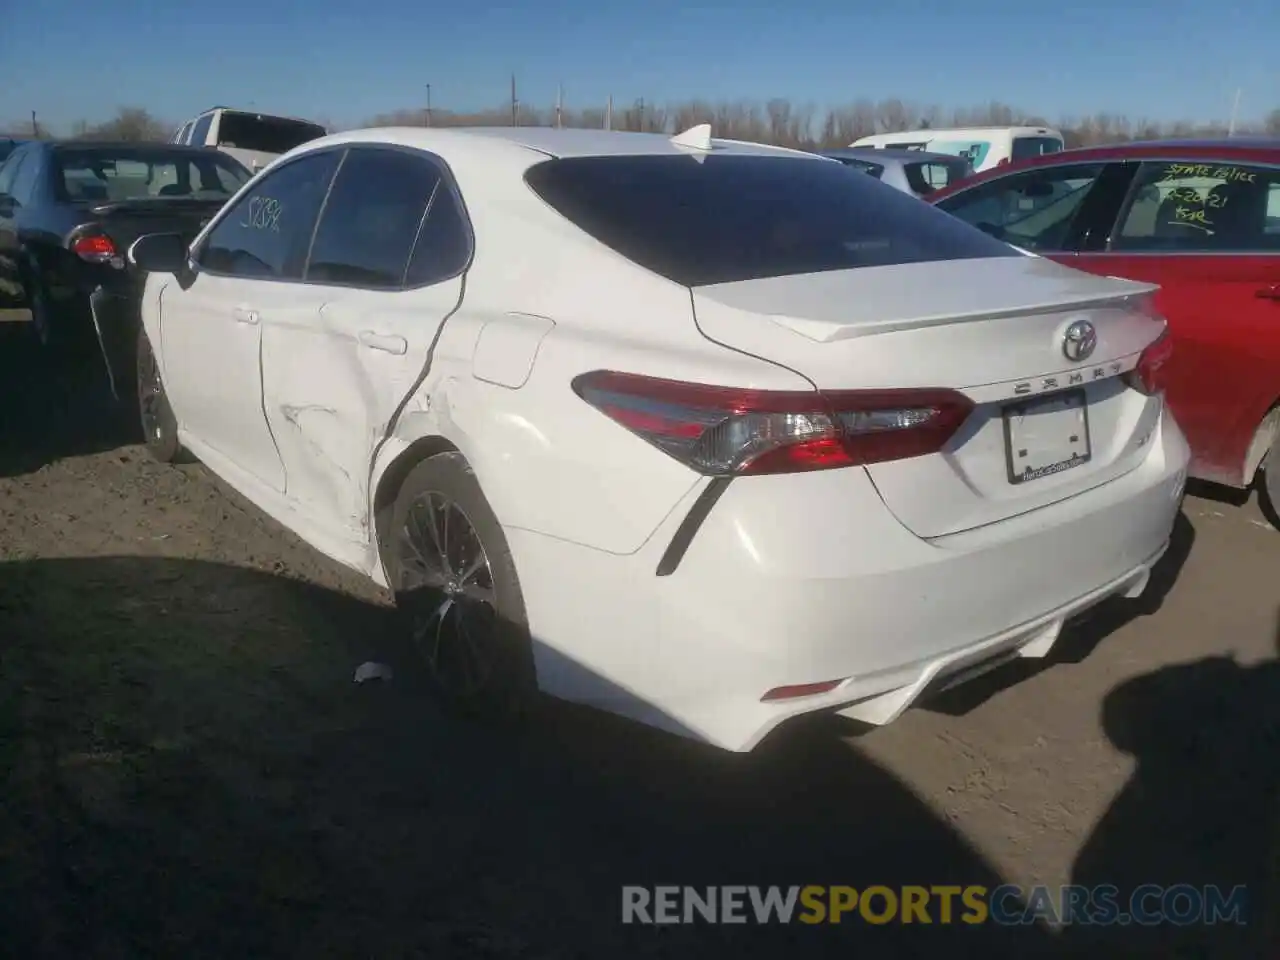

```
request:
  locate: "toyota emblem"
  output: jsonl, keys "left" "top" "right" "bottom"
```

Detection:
{"left": 1062, "top": 319, "right": 1097, "bottom": 362}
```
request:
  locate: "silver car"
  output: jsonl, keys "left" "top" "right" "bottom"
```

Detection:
{"left": 821, "top": 147, "right": 973, "bottom": 199}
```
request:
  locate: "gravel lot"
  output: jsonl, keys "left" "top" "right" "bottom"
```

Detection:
{"left": 2, "top": 316, "right": 1277, "bottom": 958}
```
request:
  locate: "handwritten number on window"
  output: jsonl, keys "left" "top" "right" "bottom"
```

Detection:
{"left": 240, "top": 196, "right": 283, "bottom": 232}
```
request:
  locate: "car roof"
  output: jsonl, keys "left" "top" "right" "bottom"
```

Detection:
{"left": 927, "top": 136, "right": 1280, "bottom": 203}
{"left": 49, "top": 140, "right": 237, "bottom": 155}
{"left": 293, "top": 125, "right": 829, "bottom": 163}
{"left": 822, "top": 147, "right": 968, "bottom": 164}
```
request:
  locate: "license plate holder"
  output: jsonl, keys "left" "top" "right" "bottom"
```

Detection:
{"left": 1003, "top": 389, "right": 1091, "bottom": 485}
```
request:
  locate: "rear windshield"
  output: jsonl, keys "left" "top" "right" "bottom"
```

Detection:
{"left": 1012, "top": 136, "right": 1063, "bottom": 161}
{"left": 904, "top": 159, "right": 971, "bottom": 195}
{"left": 54, "top": 147, "right": 251, "bottom": 203}
{"left": 216, "top": 112, "right": 326, "bottom": 155}
{"left": 524, "top": 154, "right": 1018, "bottom": 286}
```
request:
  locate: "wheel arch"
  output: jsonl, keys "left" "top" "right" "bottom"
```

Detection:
{"left": 371, "top": 433, "right": 462, "bottom": 575}
{"left": 1243, "top": 399, "right": 1280, "bottom": 487}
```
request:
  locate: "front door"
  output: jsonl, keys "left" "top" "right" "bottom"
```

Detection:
{"left": 161, "top": 148, "right": 342, "bottom": 492}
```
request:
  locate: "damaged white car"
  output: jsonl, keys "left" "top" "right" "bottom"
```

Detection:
{"left": 128, "top": 126, "right": 1188, "bottom": 752}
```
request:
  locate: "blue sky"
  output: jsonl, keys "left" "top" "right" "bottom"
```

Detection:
{"left": 2, "top": 0, "right": 1277, "bottom": 133}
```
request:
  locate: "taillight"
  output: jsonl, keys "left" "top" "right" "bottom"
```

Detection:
{"left": 572, "top": 370, "right": 974, "bottom": 476}
{"left": 1124, "top": 329, "right": 1174, "bottom": 396}
{"left": 71, "top": 234, "right": 118, "bottom": 263}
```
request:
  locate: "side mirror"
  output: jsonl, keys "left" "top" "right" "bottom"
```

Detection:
{"left": 128, "top": 232, "right": 189, "bottom": 274}
{"left": 0, "top": 193, "right": 16, "bottom": 216}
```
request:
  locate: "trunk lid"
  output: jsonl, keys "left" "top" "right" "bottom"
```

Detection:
{"left": 690, "top": 256, "right": 1166, "bottom": 539}
{"left": 82, "top": 197, "right": 226, "bottom": 256}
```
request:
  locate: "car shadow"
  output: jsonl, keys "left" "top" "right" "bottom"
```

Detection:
{"left": 0, "top": 555, "right": 1066, "bottom": 958}
{"left": 1060, "top": 605, "right": 1280, "bottom": 958}
{"left": 0, "top": 320, "right": 135, "bottom": 479}
{"left": 915, "top": 509, "right": 1197, "bottom": 719}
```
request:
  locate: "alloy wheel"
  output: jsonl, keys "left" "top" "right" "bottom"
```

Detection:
{"left": 397, "top": 490, "right": 500, "bottom": 698}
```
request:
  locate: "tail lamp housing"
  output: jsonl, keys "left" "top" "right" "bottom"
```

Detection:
{"left": 572, "top": 370, "right": 974, "bottom": 477}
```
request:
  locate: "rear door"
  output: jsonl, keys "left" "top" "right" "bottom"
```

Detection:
{"left": 1071, "top": 158, "right": 1280, "bottom": 485}
{"left": 260, "top": 146, "right": 472, "bottom": 543}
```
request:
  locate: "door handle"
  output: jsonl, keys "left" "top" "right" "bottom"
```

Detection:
{"left": 233, "top": 306, "right": 260, "bottom": 325}
{"left": 358, "top": 330, "right": 408, "bottom": 355}
{"left": 1257, "top": 285, "right": 1280, "bottom": 301}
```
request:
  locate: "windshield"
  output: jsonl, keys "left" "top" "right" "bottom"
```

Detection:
{"left": 524, "top": 154, "right": 1018, "bottom": 287}
{"left": 835, "top": 157, "right": 885, "bottom": 178}
{"left": 216, "top": 112, "right": 326, "bottom": 155}
{"left": 54, "top": 148, "right": 251, "bottom": 203}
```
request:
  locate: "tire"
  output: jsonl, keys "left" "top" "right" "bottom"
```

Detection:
{"left": 384, "top": 452, "right": 537, "bottom": 719}
{"left": 136, "top": 325, "right": 183, "bottom": 463}
{"left": 26, "top": 272, "right": 92, "bottom": 357}
{"left": 1261, "top": 447, "right": 1280, "bottom": 530}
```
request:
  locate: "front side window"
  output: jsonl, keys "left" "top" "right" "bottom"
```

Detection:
{"left": 1112, "top": 160, "right": 1280, "bottom": 253}
{"left": 306, "top": 148, "right": 442, "bottom": 289}
{"left": 935, "top": 163, "right": 1106, "bottom": 252}
{"left": 53, "top": 147, "right": 250, "bottom": 202}
{"left": 176, "top": 122, "right": 193, "bottom": 145}
{"left": 525, "top": 154, "right": 1018, "bottom": 287}
{"left": 198, "top": 150, "right": 340, "bottom": 280}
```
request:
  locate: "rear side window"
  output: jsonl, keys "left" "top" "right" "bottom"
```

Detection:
{"left": 904, "top": 160, "right": 969, "bottom": 195}
{"left": 1012, "top": 137, "right": 1063, "bottom": 162}
{"left": 1112, "top": 160, "right": 1280, "bottom": 252}
{"left": 217, "top": 112, "right": 326, "bottom": 154}
{"left": 190, "top": 114, "right": 214, "bottom": 146}
{"left": 306, "top": 148, "right": 441, "bottom": 289}
{"left": 524, "top": 155, "right": 1018, "bottom": 286}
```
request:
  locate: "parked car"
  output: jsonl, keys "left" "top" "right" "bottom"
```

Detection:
{"left": 850, "top": 126, "right": 1065, "bottom": 173}
{"left": 126, "top": 125, "right": 1187, "bottom": 752}
{"left": 928, "top": 137, "right": 1280, "bottom": 525}
{"left": 821, "top": 147, "right": 973, "bottom": 198}
{"left": 0, "top": 140, "right": 251, "bottom": 386}
{"left": 171, "top": 106, "right": 328, "bottom": 173}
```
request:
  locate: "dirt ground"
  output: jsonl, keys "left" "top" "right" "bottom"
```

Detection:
{"left": 2, "top": 316, "right": 1277, "bottom": 958}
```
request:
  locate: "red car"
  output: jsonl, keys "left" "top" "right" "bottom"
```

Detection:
{"left": 930, "top": 138, "right": 1280, "bottom": 526}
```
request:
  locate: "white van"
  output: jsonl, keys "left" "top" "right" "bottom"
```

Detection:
{"left": 171, "top": 107, "right": 328, "bottom": 174}
{"left": 848, "top": 126, "right": 1064, "bottom": 173}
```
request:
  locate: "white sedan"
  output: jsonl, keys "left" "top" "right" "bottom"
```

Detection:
{"left": 127, "top": 124, "right": 1189, "bottom": 752}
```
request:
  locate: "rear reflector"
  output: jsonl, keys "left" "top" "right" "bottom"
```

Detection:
{"left": 761, "top": 679, "right": 846, "bottom": 702}
{"left": 1124, "top": 328, "right": 1173, "bottom": 396}
{"left": 71, "top": 234, "right": 118, "bottom": 263}
{"left": 572, "top": 370, "right": 974, "bottom": 476}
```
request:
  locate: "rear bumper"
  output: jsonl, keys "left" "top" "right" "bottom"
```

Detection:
{"left": 506, "top": 408, "right": 1190, "bottom": 752}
